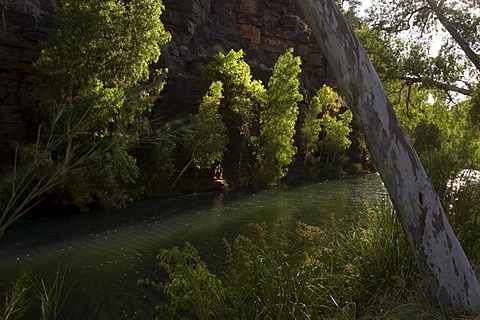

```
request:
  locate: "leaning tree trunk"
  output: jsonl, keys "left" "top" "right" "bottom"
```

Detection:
{"left": 425, "top": 0, "right": 480, "bottom": 73}
{"left": 296, "top": 0, "right": 480, "bottom": 314}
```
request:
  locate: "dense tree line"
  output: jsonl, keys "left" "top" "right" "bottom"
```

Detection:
{"left": 0, "top": 0, "right": 170, "bottom": 236}
{"left": 203, "top": 49, "right": 355, "bottom": 186}
{"left": 0, "top": 0, "right": 356, "bottom": 236}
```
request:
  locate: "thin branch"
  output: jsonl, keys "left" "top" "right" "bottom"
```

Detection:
{"left": 400, "top": 76, "right": 474, "bottom": 96}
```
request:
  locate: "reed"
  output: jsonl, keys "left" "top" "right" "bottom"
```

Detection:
{"left": 32, "top": 268, "right": 72, "bottom": 320}
{"left": 420, "top": 149, "right": 480, "bottom": 269}
{"left": 0, "top": 267, "right": 73, "bottom": 319}
{"left": 0, "top": 272, "right": 31, "bottom": 320}
{"left": 0, "top": 105, "right": 110, "bottom": 238}
{"left": 144, "top": 196, "right": 445, "bottom": 319}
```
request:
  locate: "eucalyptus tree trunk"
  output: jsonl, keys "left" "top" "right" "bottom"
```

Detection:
{"left": 296, "top": 0, "right": 480, "bottom": 314}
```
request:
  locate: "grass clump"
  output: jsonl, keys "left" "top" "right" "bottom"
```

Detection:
{"left": 0, "top": 268, "right": 72, "bottom": 320}
{"left": 141, "top": 198, "right": 445, "bottom": 319}
{"left": 0, "top": 272, "right": 31, "bottom": 320}
{"left": 420, "top": 149, "right": 480, "bottom": 267}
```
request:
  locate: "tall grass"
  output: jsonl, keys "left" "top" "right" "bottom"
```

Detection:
{"left": 0, "top": 272, "right": 31, "bottom": 320}
{"left": 141, "top": 198, "right": 446, "bottom": 319}
{"left": 32, "top": 268, "right": 72, "bottom": 320}
{"left": 0, "top": 105, "right": 110, "bottom": 238}
{"left": 0, "top": 267, "right": 72, "bottom": 320}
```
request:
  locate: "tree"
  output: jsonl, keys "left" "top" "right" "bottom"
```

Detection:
{"left": 300, "top": 85, "right": 352, "bottom": 172}
{"left": 173, "top": 81, "right": 228, "bottom": 185}
{"left": 315, "top": 86, "right": 352, "bottom": 165}
{"left": 297, "top": 0, "right": 480, "bottom": 314}
{"left": 207, "top": 50, "right": 266, "bottom": 181}
{"left": 364, "top": 0, "right": 479, "bottom": 97}
{"left": 300, "top": 89, "right": 324, "bottom": 166}
{"left": 254, "top": 49, "right": 302, "bottom": 184}
{"left": 34, "top": 0, "right": 170, "bottom": 209}
{"left": 207, "top": 49, "right": 266, "bottom": 137}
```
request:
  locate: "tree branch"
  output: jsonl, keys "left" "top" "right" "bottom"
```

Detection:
{"left": 426, "top": 0, "right": 480, "bottom": 73}
{"left": 400, "top": 76, "right": 474, "bottom": 96}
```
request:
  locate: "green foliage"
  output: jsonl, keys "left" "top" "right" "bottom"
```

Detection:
{"left": 172, "top": 81, "right": 228, "bottom": 186}
{"left": 393, "top": 87, "right": 480, "bottom": 170}
{"left": 254, "top": 49, "right": 302, "bottom": 185}
{"left": 205, "top": 49, "right": 266, "bottom": 182}
{"left": 205, "top": 49, "right": 358, "bottom": 185}
{"left": 356, "top": 25, "right": 405, "bottom": 86}
{"left": 300, "top": 85, "right": 353, "bottom": 179}
{"left": 34, "top": 0, "right": 170, "bottom": 209}
{"left": 448, "top": 180, "right": 480, "bottom": 264}
{"left": 0, "top": 118, "right": 109, "bottom": 236}
{"left": 0, "top": 268, "right": 72, "bottom": 320}
{"left": 412, "top": 120, "right": 442, "bottom": 154}
{"left": 140, "top": 243, "right": 229, "bottom": 319}
{"left": 190, "top": 81, "right": 228, "bottom": 169}
{"left": 152, "top": 126, "right": 177, "bottom": 179}
{"left": 145, "top": 199, "right": 432, "bottom": 319}
{"left": 36, "top": 0, "right": 170, "bottom": 95}
{"left": 0, "top": 272, "right": 31, "bottom": 320}
{"left": 207, "top": 49, "right": 266, "bottom": 130}
{"left": 300, "top": 92, "right": 323, "bottom": 166}
{"left": 363, "top": 0, "right": 478, "bottom": 97}
{"left": 421, "top": 150, "right": 480, "bottom": 265}
{"left": 320, "top": 104, "right": 352, "bottom": 165}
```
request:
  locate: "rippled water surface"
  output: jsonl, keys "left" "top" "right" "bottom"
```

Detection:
{"left": 0, "top": 174, "right": 386, "bottom": 319}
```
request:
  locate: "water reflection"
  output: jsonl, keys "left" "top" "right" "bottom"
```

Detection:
{"left": 0, "top": 174, "right": 385, "bottom": 319}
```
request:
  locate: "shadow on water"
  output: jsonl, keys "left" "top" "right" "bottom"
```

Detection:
{"left": 0, "top": 174, "right": 385, "bottom": 319}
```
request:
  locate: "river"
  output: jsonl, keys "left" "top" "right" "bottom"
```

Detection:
{"left": 0, "top": 174, "right": 385, "bottom": 319}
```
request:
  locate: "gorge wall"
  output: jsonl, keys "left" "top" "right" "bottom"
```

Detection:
{"left": 0, "top": 0, "right": 337, "bottom": 191}
{"left": 157, "top": 0, "right": 333, "bottom": 119}
{"left": 0, "top": 0, "right": 58, "bottom": 163}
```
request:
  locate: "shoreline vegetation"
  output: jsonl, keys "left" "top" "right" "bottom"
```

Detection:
{"left": 2, "top": 164, "right": 480, "bottom": 318}
{"left": 2, "top": 0, "right": 480, "bottom": 318}
{"left": 137, "top": 158, "right": 480, "bottom": 319}
{"left": 0, "top": 2, "right": 363, "bottom": 239}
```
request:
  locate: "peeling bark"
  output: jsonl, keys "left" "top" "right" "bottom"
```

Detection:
{"left": 297, "top": 0, "right": 480, "bottom": 314}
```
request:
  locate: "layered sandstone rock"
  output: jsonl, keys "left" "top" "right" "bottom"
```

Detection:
{"left": 156, "top": 0, "right": 332, "bottom": 117}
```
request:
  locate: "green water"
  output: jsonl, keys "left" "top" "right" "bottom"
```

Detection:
{"left": 0, "top": 174, "right": 385, "bottom": 319}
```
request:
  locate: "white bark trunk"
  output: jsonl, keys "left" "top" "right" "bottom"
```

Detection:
{"left": 297, "top": 0, "right": 480, "bottom": 313}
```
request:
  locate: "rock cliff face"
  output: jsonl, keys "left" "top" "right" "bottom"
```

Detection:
{"left": 154, "top": 0, "right": 335, "bottom": 190}
{"left": 156, "top": 0, "right": 332, "bottom": 118}
{"left": 0, "top": 0, "right": 58, "bottom": 163}
{"left": 0, "top": 0, "right": 336, "bottom": 190}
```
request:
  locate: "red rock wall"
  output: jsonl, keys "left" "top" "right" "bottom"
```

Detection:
{"left": 156, "top": 0, "right": 334, "bottom": 119}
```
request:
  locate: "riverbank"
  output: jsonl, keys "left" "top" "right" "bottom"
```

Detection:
{"left": 1, "top": 175, "right": 385, "bottom": 319}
